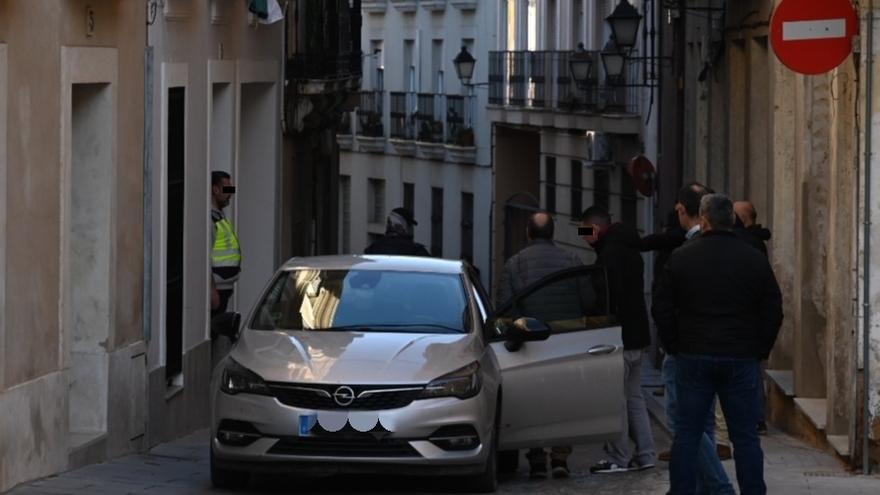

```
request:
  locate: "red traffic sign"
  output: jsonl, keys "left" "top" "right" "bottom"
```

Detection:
{"left": 770, "top": 0, "right": 858, "bottom": 75}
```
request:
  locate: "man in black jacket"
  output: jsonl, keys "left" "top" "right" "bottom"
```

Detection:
{"left": 653, "top": 194, "right": 783, "bottom": 495}
{"left": 580, "top": 206, "right": 656, "bottom": 474}
{"left": 734, "top": 200, "right": 772, "bottom": 257}
{"left": 364, "top": 207, "right": 431, "bottom": 256}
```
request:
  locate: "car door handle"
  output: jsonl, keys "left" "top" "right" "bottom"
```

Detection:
{"left": 587, "top": 344, "right": 617, "bottom": 356}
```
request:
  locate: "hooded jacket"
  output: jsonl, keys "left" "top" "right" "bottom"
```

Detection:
{"left": 593, "top": 223, "right": 652, "bottom": 350}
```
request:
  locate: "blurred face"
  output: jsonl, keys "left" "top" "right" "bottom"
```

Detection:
{"left": 579, "top": 219, "right": 601, "bottom": 246}
{"left": 212, "top": 177, "right": 235, "bottom": 209}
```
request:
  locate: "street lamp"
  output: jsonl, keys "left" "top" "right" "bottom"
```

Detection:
{"left": 453, "top": 46, "right": 476, "bottom": 86}
{"left": 568, "top": 43, "right": 594, "bottom": 90}
{"left": 601, "top": 38, "right": 625, "bottom": 80}
{"left": 605, "top": 0, "right": 643, "bottom": 51}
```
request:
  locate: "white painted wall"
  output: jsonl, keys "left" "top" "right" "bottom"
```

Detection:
{"left": 146, "top": 4, "right": 282, "bottom": 374}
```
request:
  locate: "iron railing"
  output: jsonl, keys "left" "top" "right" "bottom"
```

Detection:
{"left": 415, "top": 93, "right": 445, "bottom": 143}
{"left": 357, "top": 91, "right": 384, "bottom": 137}
{"left": 390, "top": 91, "right": 416, "bottom": 139}
{"left": 488, "top": 50, "right": 637, "bottom": 114}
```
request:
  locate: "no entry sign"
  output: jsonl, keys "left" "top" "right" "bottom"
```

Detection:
{"left": 770, "top": 0, "right": 859, "bottom": 75}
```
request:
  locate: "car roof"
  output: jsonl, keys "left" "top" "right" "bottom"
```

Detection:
{"left": 279, "top": 255, "right": 465, "bottom": 275}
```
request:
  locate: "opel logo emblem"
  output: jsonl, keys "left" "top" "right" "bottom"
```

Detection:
{"left": 333, "top": 386, "right": 355, "bottom": 407}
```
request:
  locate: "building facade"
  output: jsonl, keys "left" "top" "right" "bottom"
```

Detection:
{"left": 665, "top": 0, "right": 880, "bottom": 469}
{"left": 0, "top": 1, "right": 147, "bottom": 490}
{"left": 144, "top": 0, "right": 284, "bottom": 446}
{"left": 339, "top": 0, "right": 494, "bottom": 287}
{"left": 489, "top": 0, "right": 658, "bottom": 295}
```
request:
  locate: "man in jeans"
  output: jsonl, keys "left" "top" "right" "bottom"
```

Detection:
{"left": 654, "top": 194, "right": 783, "bottom": 495}
{"left": 579, "top": 206, "right": 656, "bottom": 474}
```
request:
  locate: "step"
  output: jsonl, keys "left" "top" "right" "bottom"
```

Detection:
{"left": 766, "top": 369, "right": 795, "bottom": 397}
{"left": 794, "top": 397, "right": 827, "bottom": 431}
{"left": 827, "top": 434, "right": 851, "bottom": 457}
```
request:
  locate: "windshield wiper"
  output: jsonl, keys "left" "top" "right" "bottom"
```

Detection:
{"left": 318, "top": 323, "right": 464, "bottom": 333}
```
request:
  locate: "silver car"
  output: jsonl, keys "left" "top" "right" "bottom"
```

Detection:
{"left": 210, "top": 255, "right": 624, "bottom": 492}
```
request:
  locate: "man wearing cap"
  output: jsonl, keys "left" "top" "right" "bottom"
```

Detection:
{"left": 364, "top": 207, "right": 431, "bottom": 256}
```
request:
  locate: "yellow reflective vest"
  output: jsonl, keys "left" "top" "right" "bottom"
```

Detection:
{"left": 212, "top": 210, "right": 241, "bottom": 290}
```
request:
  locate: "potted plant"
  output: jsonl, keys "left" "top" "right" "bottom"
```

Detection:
{"left": 456, "top": 126, "right": 475, "bottom": 147}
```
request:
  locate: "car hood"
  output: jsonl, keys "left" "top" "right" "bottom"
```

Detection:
{"left": 229, "top": 329, "right": 481, "bottom": 384}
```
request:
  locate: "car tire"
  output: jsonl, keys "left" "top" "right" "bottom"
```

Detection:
{"left": 467, "top": 423, "right": 499, "bottom": 493}
{"left": 498, "top": 449, "right": 519, "bottom": 474}
{"left": 210, "top": 447, "right": 249, "bottom": 490}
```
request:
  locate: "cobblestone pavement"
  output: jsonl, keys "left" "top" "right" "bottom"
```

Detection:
{"left": 6, "top": 425, "right": 880, "bottom": 495}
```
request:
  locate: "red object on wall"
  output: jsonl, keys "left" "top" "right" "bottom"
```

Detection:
{"left": 770, "top": 0, "right": 859, "bottom": 75}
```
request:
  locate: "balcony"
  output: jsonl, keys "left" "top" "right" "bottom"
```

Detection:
{"left": 414, "top": 93, "right": 447, "bottom": 159}
{"left": 390, "top": 0, "right": 418, "bottom": 13}
{"left": 421, "top": 0, "right": 447, "bottom": 12}
{"left": 356, "top": 91, "right": 386, "bottom": 152}
{"left": 488, "top": 50, "right": 641, "bottom": 135}
{"left": 389, "top": 92, "right": 417, "bottom": 155}
{"left": 444, "top": 95, "right": 476, "bottom": 164}
{"left": 336, "top": 111, "right": 354, "bottom": 150}
{"left": 450, "top": 0, "right": 478, "bottom": 10}
{"left": 363, "top": 0, "right": 388, "bottom": 13}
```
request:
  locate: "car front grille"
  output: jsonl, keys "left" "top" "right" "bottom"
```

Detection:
{"left": 266, "top": 383, "right": 425, "bottom": 410}
{"left": 267, "top": 424, "right": 421, "bottom": 458}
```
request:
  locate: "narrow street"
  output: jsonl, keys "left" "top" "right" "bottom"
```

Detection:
{"left": 8, "top": 424, "right": 879, "bottom": 494}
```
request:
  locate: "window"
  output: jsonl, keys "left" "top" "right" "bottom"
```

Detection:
{"left": 594, "top": 169, "right": 610, "bottom": 212}
{"left": 432, "top": 187, "right": 444, "bottom": 257}
{"left": 621, "top": 169, "right": 638, "bottom": 227}
{"left": 403, "top": 182, "right": 415, "bottom": 215}
{"left": 570, "top": 160, "right": 582, "bottom": 218}
{"left": 250, "top": 269, "right": 469, "bottom": 333}
{"left": 340, "top": 175, "right": 351, "bottom": 253}
{"left": 461, "top": 192, "right": 474, "bottom": 260}
{"left": 544, "top": 156, "right": 556, "bottom": 213}
{"left": 496, "top": 266, "right": 612, "bottom": 334}
{"left": 368, "top": 178, "right": 385, "bottom": 224}
{"left": 432, "top": 39, "right": 444, "bottom": 93}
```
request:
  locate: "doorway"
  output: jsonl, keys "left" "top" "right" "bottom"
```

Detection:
{"left": 68, "top": 83, "right": 112, "bottom": 448}
{"left": 165, "top": 87, "right": 185, "bottom": 385}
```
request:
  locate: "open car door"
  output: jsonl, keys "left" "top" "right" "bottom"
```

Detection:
{"left": 490, "top": 265, "right": 625, "bottom": 451}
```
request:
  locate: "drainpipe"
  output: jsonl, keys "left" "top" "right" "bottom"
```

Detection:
{"left": 863, "top": 2, "right": 874, "bottom": 476}
{"left": 143, "top": 45, "right": 154, "bottom": 343}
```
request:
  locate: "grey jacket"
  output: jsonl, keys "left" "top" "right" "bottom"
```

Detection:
{"left": 496, "top": 239, "right": 586, "bottom": 321}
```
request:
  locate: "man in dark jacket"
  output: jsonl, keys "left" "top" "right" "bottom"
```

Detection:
{"left": 364, "top": 207, "right": 431, "bottom": 256}
{"left": 579, "top": 206, "right": 656, "bottom": 474}
{"left": 496, "top": 211, "right": 583, "bottom": 479}
{"left": 653, "top": 194, "right": 783, "bottom": 495}
{"left": 734, "top": 200, "right": 772, "bottom": 257}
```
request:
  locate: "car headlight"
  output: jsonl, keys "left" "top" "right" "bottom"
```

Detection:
{"left": 418, "top": 362, "right": 482, "bottom": 400}
{"left": 220, "top": 359, "right": 271, "bottom": 396}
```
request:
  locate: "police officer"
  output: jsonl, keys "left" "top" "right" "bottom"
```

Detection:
{"left": 210, "top": 171, "right": 241, "bottom": 317}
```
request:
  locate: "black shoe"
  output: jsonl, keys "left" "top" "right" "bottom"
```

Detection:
{"left": 551, "top": 460, "right": 569, "bottom": 478}
{"left": 590, "top": 460, "right": 632, "bottom": 474}
{"left": 757, "top": 421, "right": 768, "bottom": 435}
{"left": 529, "top": 462, "right": 548, "bottom": 479}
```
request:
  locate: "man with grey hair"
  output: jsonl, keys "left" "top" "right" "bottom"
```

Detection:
{"left": 653, "top": 193, "right": 783, "bottom": 495}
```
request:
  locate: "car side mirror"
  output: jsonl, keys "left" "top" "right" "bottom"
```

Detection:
{"left": 211, "top": 312, "right": 241, "bottom": 342}
{"left": 502, "top": 317, "right": 551, "bottom": 352}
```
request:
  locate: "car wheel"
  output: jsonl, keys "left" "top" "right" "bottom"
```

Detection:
{"left": 210, "top": 447, "right": 249, "bottom": 490}
{"left": 467, "top": 424, "right": 498, "bottom": 493}
{"left": 498, "top": 449, "right": 519, "bottom": 474}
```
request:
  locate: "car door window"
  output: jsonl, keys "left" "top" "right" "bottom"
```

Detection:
{"left": 496, "top": 265, "right": 615, "bottom": 335}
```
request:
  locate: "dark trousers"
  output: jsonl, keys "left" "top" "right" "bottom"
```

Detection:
{"left": 669, "top": 354, "right": 764, "bottom": 495}
{"left": 211, "top": 289, "right": 234, "bottom": 318}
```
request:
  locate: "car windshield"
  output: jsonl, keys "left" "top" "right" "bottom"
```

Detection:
{"left": 250, "top": 269, "right": 470, "bottom": 333}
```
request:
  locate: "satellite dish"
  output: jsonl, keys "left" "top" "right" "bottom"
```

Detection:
{"left": 627, "top": 155, "right": 656, "bottom": 197}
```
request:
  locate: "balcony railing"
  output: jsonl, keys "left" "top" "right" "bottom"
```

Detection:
{"left": 390, "top": 92, "right": 416, "bottom": 140}
{"left": 287, "top": 53, "right": 361, "bottom": 81}
{"left": 357, "top": 91, "right": 384, "bottom": 137}
{"left": 488, "top": 50, "right": 637, "bottom": 114}
{"left": 416, "top": 93, "right": 445, "bottom": 143}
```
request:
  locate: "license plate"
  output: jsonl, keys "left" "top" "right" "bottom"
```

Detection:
{"left": 299, "top": 414, "right": 317, "bottom": 437}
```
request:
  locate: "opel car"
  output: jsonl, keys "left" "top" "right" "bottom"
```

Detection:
{"left": 209, "top": 255, "right": 624, "bottom": 492}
